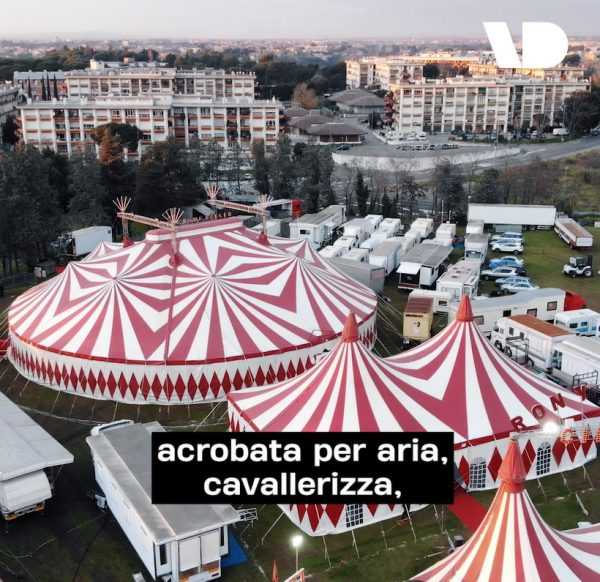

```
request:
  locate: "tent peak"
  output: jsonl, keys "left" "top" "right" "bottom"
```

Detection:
{"left": 456, "top": 294, "right": 474, "bottom": 322}
{"left": 257, "top": 231, "right": 270, "bottom": 246}
{"left": 342, "top": 312, "right": 359, "bottom": 342}
{"left": 498, "top": 437, "right": 526, "bottom": 492}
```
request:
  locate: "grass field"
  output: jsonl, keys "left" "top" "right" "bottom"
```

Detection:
{"left": 1, "top": 228, "right": 600, "bottom": 581}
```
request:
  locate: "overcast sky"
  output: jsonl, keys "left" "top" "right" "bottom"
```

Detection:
{"left": 1, "top": 0, "right": 599, "bottom": 39}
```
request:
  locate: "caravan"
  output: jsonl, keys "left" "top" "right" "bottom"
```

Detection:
{"left": 554, "top": 309, "right": 600, "bottom": 337}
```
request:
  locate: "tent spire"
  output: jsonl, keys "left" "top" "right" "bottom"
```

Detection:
{"left": 498, "top": 437, "right": 527, "bottom": 493}
{"left": 342, "top": 312, "right": 359, "bottom": 342}
{"left": 258, "top": 231, "right": 270, "bottom": 246}
{"left": 456, "top": 294, "right": 474, "bottom": 322}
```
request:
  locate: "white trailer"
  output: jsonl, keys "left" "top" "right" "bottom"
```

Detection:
{"left": 397, "top": 243, "right": 452, "bottom": 289}
{"left": 289, "top": 205, "right": 346, "bottom": 248}
{"left": 491, "top": 314, "right": 572, "bottom": 370}
{"left": 371, "top": 230, "right": 393, "bottom": 244}
{"left": 359, "top": 237, "right": 381, "bottom": 252}
{"left": 54, "top": 226, "right": 113, "bottom": 257}
{"left": 468, "top": 204, "right": 557, "bottom": 228}
{"left": 333, "top": 235, "right": 357, "bottom": 252}
{"left": 435, "top": 259, "right": 480, "bottom": 302}
{"left": 554, "top": 216, "right": 594, "bottom": 249}
{"left": 436, "top": 222, "right": 456, "bottom": 239}
{"left": 464, "top": 233, "right": 490, "bottom": 263}
{"left": 410, "top": 218, "right": 434, "bottom": 239}
{"left": 377, "top": 218, "right": 402, "bottom": 236}
{"left": 551, "top": 336, "right": 600, "bottom": 388}
{"left": 369, "top": 237, "right": 405, "bottom": 275}
{"left": 408, "top": 289, "right": 452, "bottom": 313}
{"left": 251, "top": 219, "right": 282, "bottom": 237}
{"left": 329, "top": 257, "right": 385, "bottom": 293}
{"left": 448, "top": 288, "right": 566, "bottom": 336}
{"left": 405, "top": 228, "right": 423, "bottom": 244}
{"left": 343, "top": 218, "right": 370, "bottom": 243}
{"left": 364, "top": 214, "right": 384, "bottom": 232}
{"left": 0, "top": 391, "right": 73, "bottom": 521}
{"left": 466, "top": 220, "right": 484, "bottom": 235}
{"left": 319, "top": 245, "right": 345, "bottom": 259}
{"left": 344, "top": 248, "right": 370, "bottom": 263}
{"left": 554, "top": 309, "right": 600, "bottom": 337}
{"left": 87, "top": 422, "right": 240, "bottom": 582}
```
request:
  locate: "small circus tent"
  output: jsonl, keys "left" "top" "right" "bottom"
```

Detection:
{"left": 8, "top": 218, "right": 377, "bottom": 404}
{"left": 227, "top": 297, "right": 600, "bottom": 536}
{"left": 413, "top": 438, "right": 600, "bottom": 581}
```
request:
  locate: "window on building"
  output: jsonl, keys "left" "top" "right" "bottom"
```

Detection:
{"left": 158, "top": 544, "right": 168, "bottom": 565}
{"left": 536, "top": 442, "right": 552, "bottom": 476}
{"left": 527, "top": 308, "right": 538, "bottom": 317}
{"left": 345, "top": 504, "right": 364, "bottom": 529}
{"left": 547, "top": 301, "right": 558, "bottom": 311}
{"left": 469, "top": 458, "right": 487, "bottom": 490}
{"left": 502, "top": 310, "right": 512, "bottom": 317}
{"left": 474, "top": 315, "right": 484, "bottom": 326}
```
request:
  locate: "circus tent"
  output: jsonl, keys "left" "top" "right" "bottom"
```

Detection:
{"left": 412, "top": 438, "right": 600, "bottom": 581}
{"left": 227, "top": 297, "right": 600, "bottom": 536}
{"left": 7, "top": 218, "right": 377, "bottom": 404}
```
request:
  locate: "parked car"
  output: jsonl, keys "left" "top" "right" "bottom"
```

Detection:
{"left": 488, "top": 256, "right": 524, "bottom": 269}
{"left": 495, "top": 275, "right": 531, "bottom": 287}
{"left": 500, "top": 280, "right": 540, "bottom": 294}
{"left": 490, "top": 232, "right": 523, "bottom": 242}
{"left": 491, "top": 240, "right": 524, "bottom": 254}
{"left": 481, "top": 266, "right": 520, "bottom": 281}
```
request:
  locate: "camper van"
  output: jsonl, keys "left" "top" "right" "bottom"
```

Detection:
{"left": 491, "top": 315, "right": 572, "bottom": 370}
{"left": 554, "top": 309, "right": 600, "bottom": 337}
{"left": 344, "top": 248, "right": 370, "bottom": 263}
{"left": 551, "top": 336, "right": 600, "bottom": 388}
{"left": 368, "top": 237, "right": 405, "bottom": 275}
{"left": 466, "top": 220, "right": 484, "bottom": 235}
{"left": 435, "top": 259, "right": 480, "bottom": 302}
{"left": 319, "top": 245, "right": 345, "bottom": 259}
{"left": 464, "top": 234, "right": 490, "bottom": 263}
{"left": 397, "top": 243, "right": 452, "bottom": 290}
{"left": 448, "top": 288, "right": 566, "bottom": 336}
{"left": 410, "top": 218, "right": 434, "bottom": 239}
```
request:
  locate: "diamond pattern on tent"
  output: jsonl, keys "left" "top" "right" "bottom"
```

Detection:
{"left": 187, "top": 374, "right": 198, "bottom": 399}
{"left": 174, "top": 375, "right": 186, "bottom": 400}
{"left": 198, "top": 374, "right": 209, "bottom": 398}
{"left": 276, "top": 364, "right": 286, "bottom": 382}
{"left": 107, "top": 372, "right": 117, "bottom": 396}
{"left": 552, "top": 439, "right": 566, "bottom": 466}
{"left": 244, "top": 370, "right": 254, "bottom": 388}
{"left": 567, "top": 438, "right": 581, "bottom": 462}
{"left": 129, "top": 374, "right": 139, "bottom": 398}
{"left": 118, "top": 373, "right": 128, "bottom": 398}
{"left": 286, "top": 361, "right": 296, "bottom": 378}
{"left": 232, "top": 370, "right": 244, "bottom": 390}
{"left": 209, "top": 372, "right": 221, "bottom": 398}
{"left": 296, "top": 504, "right": 307, "bottom": 522}
{"left": 458, "top": 457, "right": 470, "bottom": 486}
{"left": 255, "top": 367, "right": 265, "bottom": 386}
{"left": 141, "top": 375, "right": 151, "bottom": 399}
{"left": 221, "top": 371, "right": 232, "bottom": 394}
{"left": 97, "top": 371, "right": 106, "bottom": 395}
{"left": 325, "top": 504, "right": 345, "bottom": 526}
{"left": 87, "top": 370, "right": 97, "bottom": 390}
{"left": 521, "top": 440, "right": 536, "bottom": 474}
{"left": 487, "top": 447, "right": 503, "bottom": 482}
{"left": 151, "top": 375, "right": 162, "bottom": 400}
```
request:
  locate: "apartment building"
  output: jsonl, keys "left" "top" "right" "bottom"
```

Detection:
{"left": 0, "top": 85, "right": 19, "bottom": 125}
{"left": 390, "top": 77, "right": 589, "bottom": 134}
{"left": 64, "top": 59, "right": 255, "bottom": 99}
{"left": 13, "top": 71, "right": 67, "bottom": 99}
{"left": 468, "top": 63, "right": 586, "bottom": 81}
{"left": 18, "top": 95, "right": 279, "bottom": 157}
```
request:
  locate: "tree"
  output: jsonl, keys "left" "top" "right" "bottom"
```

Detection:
{"left": 563, "top": 90, "right": 600, "bottom": 135}
{"left": 318, "top": 149, "right": 336, "bottom": 206}
{"left": 563, "top": 53, "right": 582, "bottom": 67}
{"left": 473, "top": 168, "right": 501, "bottom": 203}
{"left": 224, "top": 142, "right": 247, "bottom": 196}
{"left": 252, "top": 140, "right": 270, "bottom": 194}
{"left": 399, "top": 170, "right": 425, "bottom": 222}
{"left": 67, "top": 154, "right": 109, "bottom": 227}
{"left": 354, "top": 170, "right": 370, "bottom": 216}
{"left": 380, "top": 191, "right": 396, "bottom": 218}
{"left": 431, "top": 160, "right": 465, "bottom": 220}
{"left": 1, "top": 114, "right": 19, "bottom": 147}
{"left": 292, "top": 82, "right": 319, "bottom": 109}
{"left": 270, "top": 137, "right": 297, "bottom": 198}
{"left": 135, "top": 140, "right": 202, "bottom": 216}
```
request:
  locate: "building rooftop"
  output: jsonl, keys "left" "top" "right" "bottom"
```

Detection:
{"left": 294, "top": 205, "right": 345, "bottom": 226}
{"left": 400, "top": 242, "right": 452, "bottom": 268}
{"left": 306, "top": 122, "right": 366, "bottom": 137}
{"left": 558, "top": 336, "right": 600, "bottom": 360}
{"left": 405, "top": 295, "right": 434, "bottom": 314}
{"left": 86, "top": 422, "right": 239, "bottom": 544}
{"left": 0, "top": 391, "right": 73, "bottom": 482}
{"left": 509, "top": 314, "right": 572, "bottom": 338}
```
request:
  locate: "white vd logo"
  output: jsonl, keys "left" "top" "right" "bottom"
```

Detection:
{"left": 484, "top": 22, "right": 569, "bottom": 69}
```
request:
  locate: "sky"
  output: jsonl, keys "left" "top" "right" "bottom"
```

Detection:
{"left": 1, "top": 0, "right": 599, "bottom": 40}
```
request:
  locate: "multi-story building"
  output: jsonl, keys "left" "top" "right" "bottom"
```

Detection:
{"left": 13, "top": 71, "right": 67, "bottom": 100}
{"left": 18, "top": 95, "right": 279, "bottom": 157}
{"left": 468, "top": 63, "right": 586, "bottom": 81}
{"left": 390, "top": 77, "right": 589, "bottom": 134}
{"left": 64, "top": 59, "right": 255, "bottom": 99}
{"left": 0, "top": 85, "right": 20, "bottom": 127}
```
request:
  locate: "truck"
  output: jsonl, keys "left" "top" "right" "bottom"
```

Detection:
{"left": 344, "top": 248, "right": 370, "bottom": 263}
{"left": 491, "top": 314, "right": 572, "bottom": 370}
{"left": 368, "top": 237, "right": 405, "bottom": 275}
{"left": 319, "top": 245, "right": 345, "bottom": 259}
{"left": 435, "top": 259, "right": 480, "bottom": 302}
{"left": 333, "top": 235, "right": 358, "bottom": 252}
{"left": 377, "top": 218, "right": 402, "bottom": 236}
{"left": 343, "top": 218, "right": 370, "bottom": 243}
{"left": 53, "top": 226, "right": 112, "bottom": 258}
{"left": 448, "top": 288, "right": 566, "bottom": 336}
{"left": 551, "top": 336, "right": 600, "bottom": 389}
{"left": 329, "top": 257, "right": 385, "bottom": 293}
{"left": 554, "top": 216, "right": 594, "bottom": 249}
{"left": 409, "top": 218, "right": 434, "bottom": 239}
{"left": 554, "top": 309, "right": 600, "bottom": 337}
{"left": 562, "top": 256, "right": 593, "bottom": 278}
{"left": 289, "top": 205, "right": 346, "bottom": 248}
{"left": 468, "top": 203, "right": 557, "bottom": 228}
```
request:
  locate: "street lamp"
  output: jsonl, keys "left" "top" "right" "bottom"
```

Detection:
{"left": 291, "top": 534, "right": 303, "bottom": 571}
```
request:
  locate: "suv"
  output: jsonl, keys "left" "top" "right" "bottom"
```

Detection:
{"left": 490, "top": 232, "right": 523, "bottom": 242}
{"left": 481, "top": 266, "right": 520, "bottom": 280}
{"left": 491, "top": 240, "right": 524, "bottom": 254}
{"left": 488, "top": 256, "right": 524, "bottom": 269}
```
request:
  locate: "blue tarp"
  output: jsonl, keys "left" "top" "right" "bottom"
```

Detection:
{"left": 221, "top": 529, "right": 248, "bottom": 569}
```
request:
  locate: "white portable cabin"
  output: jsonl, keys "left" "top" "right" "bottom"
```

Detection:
{"left": 343, "top": 218, "right": 370, "bottom": 243}
{"left": 448, "top": 288, "right": 566, "bottom": 336}
{"left": 289, "top": 205, "right": 346, "bottom": 248}
{"left": 464, "top": 233, "right": 490, "bottom": 263}
{"left": 551, "top": 336, "right": 600, "bottom": 387}
{"left": 371, "top": 230, "right": 393, "bottom": 244}
{"left": 333, "top": 235, "right": 357, "bottom": 252}
{"left": 397, "top": 243, "right": 452, "bottom": 289}
{"left": 435, "top": 259, "right": 480, "bottom": 302}
{"left": 56, "top": 226, "right": 113, "bottom": 257}
{"left": 251, "top": 219, "right": 281, "bottom": 237}
{"left": 359, "top": 237, "right": 381, "bottom": 252}
{"left": 405, "top": 228, "right": 423, "bottom": 244}
{"left": 0, "top": 391, "right": 73, "bottom": 520}
{"left": 491, "top": 314, "right": 572, "bottom": 370}
{"left": 329, "top": 257, "right": 385, "bottom": 293}
{"left": 319, "top": 245, "right": 345, "bottom": 259}
{"left": 466, "top": 220, "right": 484, "bottom": 235}
{"left": 364, "top": 214, "right": 384, "bottom": 232}
{"left": 410, "top": 218, "right": 434, "bottom": 239}
{"left": 554, "top": 309, "right": 600, "bottom": 337}
{"left": 554, "top": 216, "right": 594, "bottom": 249}
{"left": 87, "top": 422, "right": 240, "bottom": 582}
{"left": 344, "top": 248, "right": 370, "bottom": 263}
{"left": 468, "top": 204, "right": 557, "bottom": 228}
{"left": 436, "top": 222, "right": 456, "bottom": 239}
{"left": 377, "top": 218, "right": 402, "bottom": 236}
{"left": 368, "top": 237, "right": 405, "bottom": 275}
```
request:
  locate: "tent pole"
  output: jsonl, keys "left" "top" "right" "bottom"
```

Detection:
{"left": 536, "top": 478, "right": 548, "bottom": 503}
{"left": 404, "top": 505, "right": 417, "bottom": 542}
{"left": 432, "top": 504, "right": 445, "bottom": 534}
{"left": 260, "top": 511, "right": 284, "bottom": 546}
{"left": 322, "top": 536, "right": 332, "bottom": 569}
{"left": 582, "top": 463, "right": 594, "bottom": 489}
{"left": 560, "top": 471, "right": 571, "bottom": 492}
{"left": 380, "top": 524, "right": 388, "bottom": 550}
{"left": 350, "top": 529, "right": 360, "bottom": 559}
